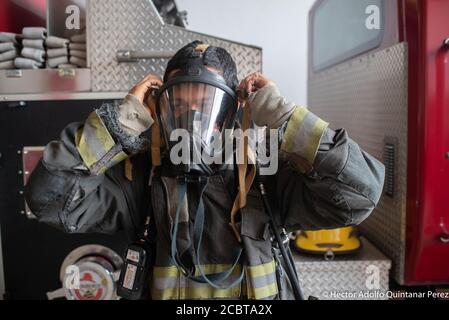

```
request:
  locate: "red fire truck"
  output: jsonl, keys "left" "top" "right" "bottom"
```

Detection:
{"left": 308, "top": 0, "right": 449, "bottom": 285}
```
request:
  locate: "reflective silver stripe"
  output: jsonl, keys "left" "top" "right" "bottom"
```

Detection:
{"left": 76, "top": 111, "right": 127, "bottom": 174}
{"left": 289, "top": 111, "right": 319, "bottom": 155}
{"left": 245, "top": 260, "right": 278, "bottom": 299}
{"left": 281, "top": 106, "right": 328, "bottom": 166}
{"left": 248, "top": 270, "right": 277, "bottom": 289}
{"left": 151, "top": 264, "right": 242, "bottom": 299}
{"left": 77, "top": 111, "right": 115, "bottom": 165}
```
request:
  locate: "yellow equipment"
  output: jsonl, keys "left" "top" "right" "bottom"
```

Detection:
{"left": 293, "top": 227, "right": 361, "bottom": 259}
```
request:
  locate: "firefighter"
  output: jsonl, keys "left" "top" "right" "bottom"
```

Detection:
{"left": 25, "top": 41, "right": 385, "bottom": 300}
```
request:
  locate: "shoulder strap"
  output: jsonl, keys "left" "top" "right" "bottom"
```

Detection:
{"left": 170, "top": 177, "right": 244, "bottom": 289}
{"left": 229, "top": 104, "right": 256, "bottom": 242}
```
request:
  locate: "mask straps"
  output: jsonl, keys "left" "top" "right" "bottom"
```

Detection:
{"left": 171, "top": 176, "right": 244, "bottom": 289}
{"left": 229, "top": 101, "right": 257, "bottom": 243}
{"left": 194, "top": 43, "right": 210, "bottom": 54}
{"left": 147, "top": 94, "right": 162, "bottom": 167}
{"left": 191, "top": 177, "right": 244, "bottom": 289}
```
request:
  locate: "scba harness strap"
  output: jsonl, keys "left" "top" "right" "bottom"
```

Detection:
{"left": 170, "top": 176, "right": 245, "bottom": 289}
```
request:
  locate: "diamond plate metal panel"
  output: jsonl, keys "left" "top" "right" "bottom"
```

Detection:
{"left": 308, "top": 43, "right": 408, "bottom": 284}
{"left": 87, "top": 0, "right": 262, "bottom": 92}
{"left": 295, "top": 238, "right": 391, "bottom": 300}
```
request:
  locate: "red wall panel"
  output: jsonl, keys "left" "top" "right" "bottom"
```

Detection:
{"left": 404, "top": 0, "right": 449, "bottom": 284}
{"left": 0, "top": 0, "right": 46, "bottom": 33}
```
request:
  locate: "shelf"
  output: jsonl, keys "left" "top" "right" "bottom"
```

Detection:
{"left": 0, "top": 91, "right": 127, "bottom": 102}
{"left": 0, "top": 68, "right": 127, "bottom": 101}
{"left": 0, "top": 68, "right": 91, "bottom": 95}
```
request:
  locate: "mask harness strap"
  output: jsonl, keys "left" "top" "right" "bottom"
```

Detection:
{"left": 147, "top": 92, "right": 162, "bottom": 167}
{"left": 170, "top": 176, "right": 245, "bottom": 289}
{"left": 229, "top": 102, "right": 256, "bottom": 242}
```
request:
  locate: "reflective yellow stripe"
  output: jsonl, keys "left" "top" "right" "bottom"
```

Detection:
{"left": 252, "top": 282, "right": 278, "bottom": 300}
{"left": 151, "top": 264, "right": 242, "bottom": 300}
{"left": 151, "top": 262, "right": 279, "bottom": 300}
{"left": 245, "top": 260, "right": 278, "bottom": 300}
{"left": 281, "top": 106, "right": 328, "bottom": 165}
{"left": 304, "top": 118, "right": 328, "bottom": 163}
{"left": 76, "top": 111, "right": 128, "bottom": 174}
{"left": 281, "top": 106, "right": 308, "bottom": 153}
{"left": 246, "top": 260, "right": 276, "bottom": 278}
{"left": 76, "top": 111, "right": 117, "bottom": 168}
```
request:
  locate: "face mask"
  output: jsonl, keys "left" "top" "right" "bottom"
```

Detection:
{"left": 156, "top": 55, "right": 238, "bottom": 176}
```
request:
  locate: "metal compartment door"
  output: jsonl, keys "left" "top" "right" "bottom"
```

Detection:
{"left": 87, "top": 0, "right": 262, "bottom": 92}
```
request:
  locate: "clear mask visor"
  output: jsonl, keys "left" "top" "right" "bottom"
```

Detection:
{"left": 158, "top": 82, "right": 237, "bottom": 151}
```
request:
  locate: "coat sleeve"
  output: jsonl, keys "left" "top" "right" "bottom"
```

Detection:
{"left": 24, "top": 98, "right": 152, "bottom": 235}
{"left": 275, "top": 106, "right": 385, "bottom": 231}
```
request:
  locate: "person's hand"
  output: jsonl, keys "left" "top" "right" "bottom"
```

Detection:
{"left": 238, "top": 73, "right": 295, "bottom": 129}
{"left": 117, "top": 74, "right": 162, "bottom": 139}
{"left": 129, "top": 74, "right": 163, "bottom": 107}
{"left": 238, "top": 72, "right": 274, "bottom": 101}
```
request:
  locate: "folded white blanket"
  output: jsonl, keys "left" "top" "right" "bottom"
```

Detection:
{"left": 0, "top": 60, "right": 15, "bottom": 70}
{"left": 21, "top": 47, "right": 46, "bottom": 63}
{"left": 22, "top": 27, "right": 47, "bottom": 39}
{"left": 0, "top": 32, "right": 21, "bottom": 44}
{"left": 69, "top": 43, "right": 86, "bottom": 51}
{"left": 47, "top": 47, "right": 69, "bottom": 58}
{"left": 0, "top": 42, "right": 17, "bottom": 53}
{"left": 46, "top": 36, "right": 69, "bottom": 48}
{"left": 69, "top": 56, "right": 87, "bottom": 67}
{"left": 15, "top": 57, "right": 43, "bottom": 69}
{"left": 22, "top": 39, "right": 44, "bottom": 50}
{"left": 70, "top": 50, "right": 86, "bottom": 59}
{"left": 70, "top": 33, "right": 86, "bottom": 43}
{"left": 47, "top": 56, "right": 69, "bottom": 68}
{"left": 0, "top": 49, "right": 19, "bottom": 62}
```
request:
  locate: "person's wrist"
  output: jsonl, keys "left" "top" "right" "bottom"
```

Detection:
{"left": 126, "top": 93, "right": 146, "bottom": 109}
{"left": 249, "top": 84, "right": 295, "bottom": 129}
{"left": 127, "top": 87, "right": 145, "bottom": 105}
{"left": 118, "top": 94, "right": 154, "bottom": 136}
